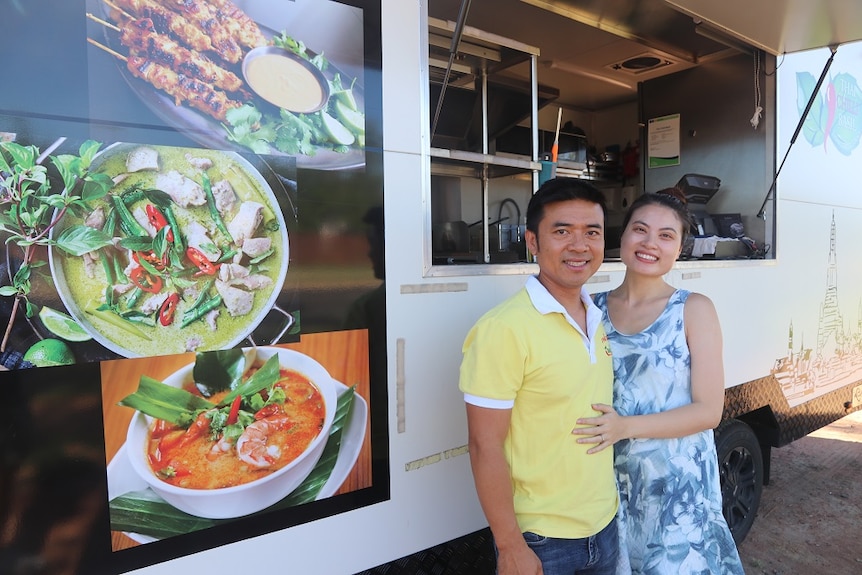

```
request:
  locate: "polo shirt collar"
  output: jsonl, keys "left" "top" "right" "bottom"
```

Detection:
{"left": 525, "top": 275, "right": 602, "bottom": 341}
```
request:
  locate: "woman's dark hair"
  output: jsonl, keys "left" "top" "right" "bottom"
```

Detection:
{"left": 620, "top": 188, "right": 696, "bottom": 244}
{"left": 526, "top": 177, "right": 606, "bottom": 234}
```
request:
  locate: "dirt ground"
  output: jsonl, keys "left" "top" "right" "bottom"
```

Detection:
{"left": 737, "top": 409, "right": 862, "bottom": 575}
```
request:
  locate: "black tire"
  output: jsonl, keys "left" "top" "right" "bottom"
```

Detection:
{"left": 714, "top": 418, "right": 764, "bottom": 544}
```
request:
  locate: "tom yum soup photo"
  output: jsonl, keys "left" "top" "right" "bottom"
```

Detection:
{"left": 119, "top": 348, "right": 337, "bottom": 519}
{"left": 49, "top": 143, "right": 289, "bottom": 358}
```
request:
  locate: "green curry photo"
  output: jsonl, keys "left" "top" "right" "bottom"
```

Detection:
{"left": 49, "top": 143, "right": 289, "bottom": 358}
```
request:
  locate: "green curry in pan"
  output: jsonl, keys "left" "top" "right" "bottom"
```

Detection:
{"left": 50, "top": 144, "right": 288, "bottom": 357}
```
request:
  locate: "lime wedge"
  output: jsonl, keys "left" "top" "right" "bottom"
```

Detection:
{"left": 320, "top": 111, "right": 355, "bottom": 146}
{"left": 38, "top": 306, "right": 92, "bottom": 342}
{"left": 24, "top": 338, "right": 75, "bottom": 367}
{"left": 334, "top": 88, "right": 358, "bottom": 111}
{"left": 335, "top": 99, "right": 365, "bottom": 135}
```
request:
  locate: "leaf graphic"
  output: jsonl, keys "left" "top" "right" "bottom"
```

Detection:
{"left": 796, "top": 71, "right": 826, "bottom": 147}
{"left": 829, "top": 72, "right": 862, "bottom": 156}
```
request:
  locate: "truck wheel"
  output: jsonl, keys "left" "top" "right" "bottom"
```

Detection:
{"left": 715, "top": 419, "right": 763, "bottom": 544}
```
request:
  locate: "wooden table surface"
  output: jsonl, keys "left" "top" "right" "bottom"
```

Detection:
{"left": 101, "top": 330, "right": 372, "bottom": 550}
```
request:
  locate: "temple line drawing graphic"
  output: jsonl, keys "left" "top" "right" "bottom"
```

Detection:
{"left": 771, "top": 213, "right": 862, "bottom": 406}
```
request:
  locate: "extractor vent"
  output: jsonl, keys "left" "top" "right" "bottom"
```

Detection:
{"left": 604, "top": 52, "right": 678, "bottom": 75}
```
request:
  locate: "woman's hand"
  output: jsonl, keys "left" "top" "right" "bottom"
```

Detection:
{"left": 571, "top": 403, "right": 625, "bottom": 454}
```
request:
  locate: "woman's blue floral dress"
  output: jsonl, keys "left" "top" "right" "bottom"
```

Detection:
{"left": 594, "top": 290, "right": 744, "bottom": 575}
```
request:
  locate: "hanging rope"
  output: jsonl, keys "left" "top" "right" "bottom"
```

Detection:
{"left": 750, "top": 50, "right": 763, "bottom": 129}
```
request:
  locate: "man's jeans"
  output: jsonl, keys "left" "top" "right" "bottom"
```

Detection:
{"left": 511, "top": 518, "right": 618, "bottom": 575}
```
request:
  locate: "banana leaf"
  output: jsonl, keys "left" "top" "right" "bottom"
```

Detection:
{"left": 118, "top": 376, "right": 213, "bottom": 426}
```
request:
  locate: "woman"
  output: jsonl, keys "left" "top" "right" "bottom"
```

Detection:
{"left": 572, "top": 191, "right": 745, "bottom": 574}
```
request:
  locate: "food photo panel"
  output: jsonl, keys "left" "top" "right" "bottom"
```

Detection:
{"left": 0, "top": 133, "right": 299, "bottom": 367}
{"left": 0, "top": 1, "right": 386, "bottom": 572}
{"left": 101, "top": 331, "right": 372, "bottom": 550}
{"left": 84, "top": 0, "right": 367, "bottom": 170}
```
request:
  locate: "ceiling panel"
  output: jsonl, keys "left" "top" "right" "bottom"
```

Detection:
{"left": 666, "top": 0, "right": 862, "bottom": 55}
{"left": 427, "top": 0, "right": 732, "bottom": 110}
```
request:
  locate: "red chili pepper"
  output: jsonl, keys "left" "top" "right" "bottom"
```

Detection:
{"left": 254, "top": 404, "right": 280, "bottom": 420}
{"left": 146, "top": 204, "right": 173, "bottom": 241}
{"left": 133, "top": 250, "right": 168, "bottom": 272}
{"left": 186, "top": 246, "right": 218, "bottom": 275}
{"left": 129, "top": 266, "right": 163, "bottom": 293}
{"left": 149, "top": 418, "right": 177, "bottom": 440}
{"left": 226, "top": 395, "right": 242, "bottom": 426}
{"left": 159, "top": 292, "right": 180, "bottom": 326}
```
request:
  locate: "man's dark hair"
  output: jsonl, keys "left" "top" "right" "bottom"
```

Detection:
{"left": 526, "top": 177, "right": 606, "bottom": 234}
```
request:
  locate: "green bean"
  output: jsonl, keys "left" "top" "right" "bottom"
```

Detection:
{"left": 184, "top": 279, "right": 215, "bottom": 315}
{"left": 110, "top": 194, "right": 148, "bottom": 237}
{"left": 121, "top": 187, "right": 146, "bottom": 204}
{"left": 98, "top": 250, "right": 114, "bottom": 284}
{"left": 99, "top": 251, "right": 115, "bottom": 307}
{"left": 126, "top": 287, "right": 143, "bottom": 309}
{"left": 216, "top": 248, "right": 238, "bottom": 263}
{"left": 112, "top": 251, "right": 127, "bottom": 283}
{"left": 249, "top": 248, "right": 274, "bottom": 265}
{"left": 119, "top": 310, "right": 156, "bottom": 327}
{"left": 103, "top": 206, "right": 117, "bottom": 237}
{"left": 163, "top": 204, "right": 186, "bottom": 252}
{"left": 180, "top": 294, "right": 222, "bottom": 328}
{"left": 201, "top": 173, "right": 232, "bottom": 239}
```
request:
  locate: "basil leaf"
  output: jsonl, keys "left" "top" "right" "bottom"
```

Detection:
{"left": 54, "top": 225, "right": 113, "bottom": 256}
{"left": 218, "top": 354, "right": 280, "bottom": 407}
{"left": 81, "top": 172, "right": 113, "bottom": 202}
{"left": 117, "top": 237, "right": 154, "bottom": 252}
{"left": 43, "top": 194, "right": 68, "bottom": 209}
{"left": 142, "top": 188, "right": 174, "bottom": 209}
{"left": 192, "top": 349, "right": 246, "bottom": 397}
{"left": 78, "top": 139, "right": 103, "bottom": 166}
{"left": 152, "top": 226, "right": 171, "bottom": 258}
{"left": 4, "top": 142, "right": 37, "bottom": 169}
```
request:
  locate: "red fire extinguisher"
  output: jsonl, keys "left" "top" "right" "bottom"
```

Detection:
{"left": 622, "top": 140, "right": 639, "bottom": 180}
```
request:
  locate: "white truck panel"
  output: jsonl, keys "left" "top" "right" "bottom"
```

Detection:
{"left": 81, "top": 9, "right": 862, "bottom": 575}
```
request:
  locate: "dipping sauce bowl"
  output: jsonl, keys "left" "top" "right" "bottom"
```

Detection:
{"left": 242, "top": 46, "right": 331, "bottom": 114}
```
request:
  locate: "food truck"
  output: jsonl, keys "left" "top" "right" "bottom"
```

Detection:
{"left": 2, "top": 0, "right": 862, "bottom": 573}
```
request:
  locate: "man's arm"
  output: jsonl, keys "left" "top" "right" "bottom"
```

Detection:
{"left": 466, "top": 403, "right": 542, "bottom": 575}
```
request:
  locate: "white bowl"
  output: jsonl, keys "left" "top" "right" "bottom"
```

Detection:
{"left": 125, "top": 346, "right": 338, "bottom": 519}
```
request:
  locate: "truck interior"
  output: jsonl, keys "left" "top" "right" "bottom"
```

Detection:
{"left": 425, "top": 0, "right": 862, "bottom": 267}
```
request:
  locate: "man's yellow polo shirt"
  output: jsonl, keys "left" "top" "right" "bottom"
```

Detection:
{"left": 460, "top": 276, "right": 617, "bottom": 539}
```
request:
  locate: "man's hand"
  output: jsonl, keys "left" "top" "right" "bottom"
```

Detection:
{"left": 496, "top": 543, "right": 543, "bottom": 575}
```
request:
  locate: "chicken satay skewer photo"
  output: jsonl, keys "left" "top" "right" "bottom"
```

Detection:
{"left": 87, "top": 37, "right": 243, "bottom": 122}
{"left": 104, "top": 0, "right": 214, "bottom": 55}
{"left": 87, "top": 12, "right": 248, "bottom": 95}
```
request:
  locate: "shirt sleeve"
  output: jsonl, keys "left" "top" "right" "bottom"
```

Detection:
{"left": 463, "top": 393, "right": 514, "bottom": 409}
{"left": 459, "top": 314, "right": 526, "bottom": 402}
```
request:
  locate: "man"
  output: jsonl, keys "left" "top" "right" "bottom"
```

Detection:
{"left": 459, "top": 178, "right": 618, "bottom": 575}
